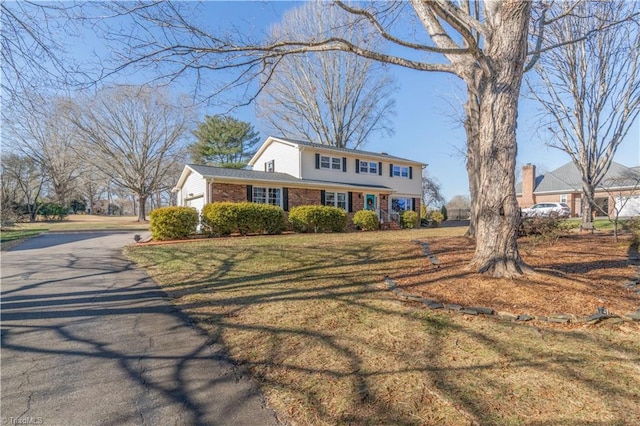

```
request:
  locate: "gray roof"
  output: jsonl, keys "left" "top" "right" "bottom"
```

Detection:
{"left": 516, "top": 161, "right": 640, "bottom": 194}
{"left": 273, "top": 136, "right": 423, "bottom": 164}
{"left": 187, "top": 164, "right": 393, "bottom": 190}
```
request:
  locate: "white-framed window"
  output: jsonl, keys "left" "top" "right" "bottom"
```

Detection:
{"left": 392, "top": 165, "right": 410, "bottom": 177}
{"left": 560, "top": 194, "right": 568, "bottom": 203}
{"left": 320, "top": 155, "right": 342, "bottom": 170}
{"left": 265, "top": 160, "right": 274, "bottom": 173}
{"left": 325, "top": 191, "right": 348, "bottom": 210}
{"left": 253, "top": 187, "right": 281, "bottom": 207}
{"left": 359, "top": 161, "right": 378, "bottom": 174}
{"left": 392, "top": 197, "right": 413, "bottom": 212}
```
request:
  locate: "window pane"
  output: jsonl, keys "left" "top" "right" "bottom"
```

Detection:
{"left": 253, "top": 187, "right": 266, "bottom": 204}
{"left": 337, "top": 192, "right": 347, "bottom": 210}
{"left": 401, "top": 167, "right": 409, "bottom": 177}
{"left": 321, "top": 156, "right": 330, "bottom": 168}
{"left": 359, "top": 161, "right": 368, "bottom": 173}
{"left": 325, "top": 191, "right": 335, "bottom": 206}
{"left": 332, "top": 157, "right": 342, "bottom": 170}
{"left": 393, "top": 165, "right": 400, "bottom": 176}
{"left": 268, "top": 188, "right": 281, "bottom": 206}
{"left": 369, "top": 162, "right": 377, "bottom": 174}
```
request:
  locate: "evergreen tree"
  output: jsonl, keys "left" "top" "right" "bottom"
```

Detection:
{"left": 190, "top": 115, "right": 260, "bottom": 168}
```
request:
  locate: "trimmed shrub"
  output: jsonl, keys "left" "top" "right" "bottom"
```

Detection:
{"left": 201, "top": 202, "right": 286, "bottom": 236}
{"left": 149, "top": 206, "right": 198, "bottom": 241}
{"left": 353, "top": 210, "right": 379, "bottom": 231}
{"left": 429, "top": 211, "right": 445, "bottom": 227}
{"left": 289, "top": 205, "right": 347, "bottom": 233}
{"left": 401, "top": 210, "right": 419, "bottom": 229}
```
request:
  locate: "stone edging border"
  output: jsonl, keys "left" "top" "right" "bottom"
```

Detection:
{"left": 380, "top": 241, "right": 640, "bottom": 325}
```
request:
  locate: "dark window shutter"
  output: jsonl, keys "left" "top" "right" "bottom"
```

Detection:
{"left": 342, "top": 157, "right": 347, "bottom": 172}
{"left": 378, "top": 162, "right": 382, "bottom": 175}
{"left": 412, "top": 198, "right": 419, "bottom": 212}
{"left": 315, "top": 153, "right": 320, "bottom": 169}
{"left": 264, "top": 162, "right": 267, "bottom": 172}
{"left": 283, "top": 188, "right": 289, "bottom": 211}
{"left": 409, "top": 166, "right": 413, "bottom": 179}
{"left": 355, "top": 159, "right": 360, "bottom": 173}
{"left": 389, "top": 164, "right": 394, "bottom": 177}
{"left": 246, "top": 185, "right": 253, "bottom": 202}
{"left": 348, "top": 192, "right": 353, "bottom": 213}
{"left": 320, "top": 190, "right": 326, "bottom": 205}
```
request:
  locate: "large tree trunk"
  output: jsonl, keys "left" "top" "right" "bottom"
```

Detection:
{"left": 581, "top": 185, "right": 595, "bottom": 229}
{"left": 137, "top": 194, "right": 147, "bottom": 222}
{"left": 467, "top": 1, "right": 533, "bottom": 277}
{"left": 464, "top": 84, "right": 481, "bottom": 241}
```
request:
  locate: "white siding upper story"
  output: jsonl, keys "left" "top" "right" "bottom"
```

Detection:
{"left": 249, "top": 136, "right": 424, "bottom": 197}
{"left": 251, "top": 139, "right": 301, "bottom": 177}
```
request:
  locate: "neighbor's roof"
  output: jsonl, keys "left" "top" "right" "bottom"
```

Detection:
{"left": 180, "top": 164, "right": 394, "bottom": 192}
{"left": 516, "top": 161, "right": 640, "bottom": 194}
{"left": 248, "top": 136, "right": 426, "bottom": 167}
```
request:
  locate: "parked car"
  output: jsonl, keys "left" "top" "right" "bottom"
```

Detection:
{"left": 521, "top": 202, "right": 571, "bottom": 218}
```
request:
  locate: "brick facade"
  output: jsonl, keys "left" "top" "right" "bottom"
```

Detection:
{"left": 288, "top": 188, "right": 322, "bottom": 208}
{"left": 211, "top": 182, "right": 247, "bottom": 203}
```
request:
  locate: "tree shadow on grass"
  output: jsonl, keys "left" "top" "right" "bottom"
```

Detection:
{"left": 126, "top": 239, "right": 640, "bottom": 425}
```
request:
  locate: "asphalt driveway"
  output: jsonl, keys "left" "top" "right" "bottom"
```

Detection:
{"left": 1, "top": 232, "right": 278, "bottom": 425}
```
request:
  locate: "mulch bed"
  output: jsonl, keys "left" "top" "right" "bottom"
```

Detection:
{"left": 396, "top": 233, "right": 640, "bottom": 318}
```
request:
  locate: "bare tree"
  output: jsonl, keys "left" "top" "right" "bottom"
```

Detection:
{"left": 68, "top": 86, "right": 193, "bottom": 221}
{"left": 528, "top": 1, "right": 640, "bottom": 229}
{"left": 0, "top": 153, "right": 48, "bottom": 222}
{"left": 422, "top": 172, "right": 445, "bottom": 210}
{"left": 255, "top": 2, "right": 395, "bottom": 149}
{"left": 6, "top": 95, "right": 81, "bottom": 206}
{"left": 0, "top": 2, "right": 89, "bottom": 116}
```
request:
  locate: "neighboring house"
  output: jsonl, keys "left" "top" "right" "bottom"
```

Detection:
{"left": 173, "top": 136, "right": 425, "bottom": 225}
{"left": 516, "top": 162, "right": 640, "bottom": 217}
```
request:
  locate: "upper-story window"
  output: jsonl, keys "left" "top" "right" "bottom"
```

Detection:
{"left": 265, "top": 160, "right": 275, "bottom": 173}
{"left": 392, "top": 165, "right": 411, "bottom": 178}
{"left": 320, "top": 155, "right": 342, "bottom": 170}
{"left": 316, "top": 154, "right": 346, "bottom": 172}
{"left": 359, "top": 161, "right": 378, "bottom": 174}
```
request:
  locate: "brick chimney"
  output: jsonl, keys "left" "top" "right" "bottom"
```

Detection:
{"left": 521, "top": 163, "right": 536, "bottom": 206}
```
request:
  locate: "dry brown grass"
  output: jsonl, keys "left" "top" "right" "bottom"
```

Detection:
{"left": 125, "top": 229, "right": 640, "bottom": 425}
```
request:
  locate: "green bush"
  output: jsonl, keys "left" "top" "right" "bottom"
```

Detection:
{"left": 201, "top": 202, "right": 285, "bottom": 236}
{"left": 353, "top": 210, "right": 379, "bottom": 231}
{"left": 288, "top": 205, "right": 347, "bottom": 233}
{"left": 38, "top": 202, "right": 68, "bottom": 221}
{"left": 401, "top": 211, "right": 419, "bottom": 229}
{"left": 149, "top": 206, "right": 198, "bottom": 241}
{"left": 440, "top": 205, "right": 448, "bottom": 221}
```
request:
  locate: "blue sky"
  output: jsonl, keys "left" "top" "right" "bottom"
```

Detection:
{"left": 38, "top": 1, "right": 640, "bottom": 201}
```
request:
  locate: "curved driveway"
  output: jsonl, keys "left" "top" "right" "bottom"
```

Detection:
{"left": 1, "top": 232, "right": 278, "bottom": 426}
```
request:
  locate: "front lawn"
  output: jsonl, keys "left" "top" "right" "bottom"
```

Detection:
{"left": 125, "top": 228, "right": 640, "bottom": 425}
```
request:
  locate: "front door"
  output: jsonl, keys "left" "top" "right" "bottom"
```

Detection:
{"left": 365, "top": 194, "right": 376, "bottom": 211}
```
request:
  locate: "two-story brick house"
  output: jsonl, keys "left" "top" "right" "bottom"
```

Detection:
{"left": 173, "top": 136, "right": 425, "bottom": 225}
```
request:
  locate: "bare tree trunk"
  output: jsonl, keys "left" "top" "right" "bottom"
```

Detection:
{"left": 137, "top": 194, "right": 147, "bottom": 222}
{"left": 581, "top": 185, "right": 595, "bottom": 230}
{"left": 464, "top": 84, "right": 481, "bottom": 240}
{"left": 467, "top": 2, "right": 532, "bottom": 277}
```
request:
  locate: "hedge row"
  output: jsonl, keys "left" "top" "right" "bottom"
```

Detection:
{"left": 149, "top": 203, "right": 424, "bottom": 240}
